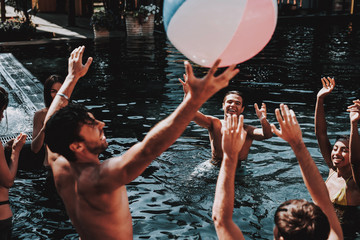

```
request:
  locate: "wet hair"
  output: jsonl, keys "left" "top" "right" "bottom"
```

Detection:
{"left": 274, "top": 199, "right": 330, "bottom": 240}
{"left": 0, "top": 86, "right": 9, "bottom": 130}
{"left": 44, "top": 75, "right": 64, "bottom": 108}
{"left": 223, "top": 91, "right": 246, "bottom": 106}
{"left": 335, "top": 135, "right": 350, "bottom": 144}
{"left": 44, "top": 104, "right": 96, "bottom": 162}
{"left": 0, "top": 86, "right": 9, "bottom": 110}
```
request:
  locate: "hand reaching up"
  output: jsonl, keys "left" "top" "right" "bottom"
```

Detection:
{"left": 317, "top": 77, "right": 335, "bottom": 99}
{"left": 271, "top": 104, "right": 303, "bottom": 147}
{"left": 68, "top": 46, "right": 93, "bottom": 80}
{"left": 222, "top": 114, "right": 247, "bottom": 158}
{"left": 254, "top": 103, "right": 267, "bottom": 120}
{"left": 348, "top": 99, "right": 360, "bottom": 123}
{"left": 183, "top": 60, "right": 239, "bottom": 103}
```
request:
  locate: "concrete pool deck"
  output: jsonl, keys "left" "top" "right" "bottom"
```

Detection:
{"left": 2, "top": 5, "right": 94, "bottom": 45}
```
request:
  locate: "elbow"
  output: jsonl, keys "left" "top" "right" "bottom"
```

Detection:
{"left": 30, "top": 142, "right": 41, "bottom": 154}
{"left": 264, "top": 131, "right": 273, "bottom": 140}
{"left": 31, "top": 145, "right": 39, "bottom": 153}
{"left": 212, "top": 208, "right": 227, "bottom": 230}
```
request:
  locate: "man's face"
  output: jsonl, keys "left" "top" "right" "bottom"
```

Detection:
{"left": 78, "top": 113, "right": 108, "bottom": 155}
{"left": 223, "top": 94, "right": 245, "bottom": 116}
{"left": 331, "top": 139, "right": 350, "bottom": 168}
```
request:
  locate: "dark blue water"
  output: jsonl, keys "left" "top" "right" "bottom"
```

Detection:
{"left": 1, "top": 20, "right": 360, "bottom": 239}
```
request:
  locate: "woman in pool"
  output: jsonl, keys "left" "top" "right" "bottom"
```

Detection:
{"left": 0, "top": 87, "right": 27, "bottom": 239}
{"left": 31, "top": 75, "right": 63, "bottom": 167}
{"left": 315, "top": 77, "right": 360, "bottom": 206}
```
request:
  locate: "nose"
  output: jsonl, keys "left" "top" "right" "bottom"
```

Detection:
{"left": 333, "top": 148, "right": 341, "bottom": 156}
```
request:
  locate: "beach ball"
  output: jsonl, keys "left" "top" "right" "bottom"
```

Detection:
{"left": 163, "top": 0, "right": 278, "bottom": 67}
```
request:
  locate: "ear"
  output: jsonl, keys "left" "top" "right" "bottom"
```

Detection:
{"left": 240, "top": 106, "right": 245, "bottom": 113}
{"left": 69, "top": 142, "right": 84, "bottom": 153}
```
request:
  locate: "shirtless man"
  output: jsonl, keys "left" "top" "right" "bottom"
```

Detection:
{"left": 315, "top": 77, "right": 360, "bottom": 206}
{"left": 180, "top": 76, "right": 272, "bottom": 165}
{"left": 42, "top": 46, "right": 239, "bottom": 240}
{"left": 212, "top": 104, "right": 343, "bottom": 240}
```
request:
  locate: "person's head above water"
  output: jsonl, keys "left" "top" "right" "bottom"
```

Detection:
{"left": 0, "top": 86, "right": 9, "bottom": 122}
{"left": 44, "top": 75, "right": 64, "bottom": 108}
{"left": 330, "top": 135, "right": 350, "bottom": 169}
{"left": 274, "top": 199, "right": 330, "bottom": 240}
{"left": 222, "top": 91, "right": 245, "bottom": 117}
{"left": 44, "top": 104, "right": 108, "bottom": 162}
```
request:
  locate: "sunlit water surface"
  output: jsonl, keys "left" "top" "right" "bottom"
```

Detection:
{"left": 1, "top": 20, "right": 360, "bottom": 239}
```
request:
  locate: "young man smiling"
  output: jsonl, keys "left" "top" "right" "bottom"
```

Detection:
{"left": 180, "top": 75, "right": 273, "bottom": 165}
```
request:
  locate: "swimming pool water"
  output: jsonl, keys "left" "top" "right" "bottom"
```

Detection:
{"left": 1, "top": 20, "right": 360, "bottom": 239}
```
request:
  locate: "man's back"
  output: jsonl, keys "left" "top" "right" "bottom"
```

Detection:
{"left": 51, "top": 155, "right": 133, "bottom": 240}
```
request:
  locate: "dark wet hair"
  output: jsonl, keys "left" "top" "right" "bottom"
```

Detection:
{"left": 274, "top": 199, "right": 330, "bottom": 240}
{"left": 44, "top": 75, "right": 64, "bottom": 108}
{"left": 0, "top": 86, "right": 9, "bottom": 131}
{"left": 335, "top": 135, "right": 350, "bottom": 144}
{"left": 0, "top": 86, "right": 9, "bottom": 110}
{"left": 223, "top": 91, "right": 246, "bottom": 106}
{"left": 44, "top": 104, "right": 96, "bottom": 162}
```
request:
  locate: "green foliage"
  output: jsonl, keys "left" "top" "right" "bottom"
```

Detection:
{"left": 0, "top": 18, "right": 36, "bottom": 41}
{"left": 90, "top": 10, "right": 120, "bottom": 30}
{"left": 124, "top": 3, "right": 159, "bottom": 19}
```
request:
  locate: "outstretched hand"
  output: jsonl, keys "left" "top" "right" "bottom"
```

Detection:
{"left": 254, "top": 103, "right": 267, "bottom": 120}
{"left": 68, "top": 46, "right": 93, "bottom": 80}
{"left": 183, "top": 60, "right": 239, "bottom": 103}
{"left": 222, "top": 114, "right": 247, "bottom": 157}
{"left": 347, "top": 99, "right": 360, "bottom": 123}
{"left": 317, "top": 77, "right": 335, "bottom": 99}
{"left": 178, "top": 73, "right": 189, "bottom": 98}
{"left": 271, "top": 104, "right": 303, "bottom": 147}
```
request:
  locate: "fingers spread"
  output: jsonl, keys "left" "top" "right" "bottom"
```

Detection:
{"left": 184, "top": 61, "right": 194, "bottom": 80}
{"left": 207, "top": 59, "right": 221, "bottom": 77}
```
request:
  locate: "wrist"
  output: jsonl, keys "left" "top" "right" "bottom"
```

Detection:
{"left": 11, "top": 149, "right": 20, "bottom": 156}
{"left": 223, "top": 152, "right": 239, "bottom": 161}
{"left": 289, "top": 139, "right": 306, "bottom": 152}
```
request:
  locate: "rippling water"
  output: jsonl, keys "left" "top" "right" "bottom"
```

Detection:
{"left": 1, "top": 20, "right": 360, "bottom": 239}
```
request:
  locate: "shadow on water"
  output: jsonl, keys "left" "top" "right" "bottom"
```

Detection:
{"left": 0, "top": 20, "right": 359, "bottom": 239}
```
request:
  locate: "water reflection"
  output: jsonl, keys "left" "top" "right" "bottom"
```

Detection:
{"left": 0, "top": 20, "right": 359, "bottom": 239}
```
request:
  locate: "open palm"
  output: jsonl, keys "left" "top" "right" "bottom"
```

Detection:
{"left": 317, "top": 77, "right": 335, "bottom": 98}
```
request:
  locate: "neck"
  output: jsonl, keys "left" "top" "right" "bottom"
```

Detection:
{"left": 75, "top": 152, "right": 100, "bottom": 164}
{"left": 337, "top": 165, "right": 352, "bottom": 179}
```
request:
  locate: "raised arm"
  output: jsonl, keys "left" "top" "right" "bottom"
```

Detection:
{"left": 44, "top": 46, "right": 92, "bottom": 125}
{"left": 179, "top": 74, "right": 217, "bottom": 129}
{"left": 247, "top": 103, "right": 272, "bottom": 140}
{"left": 43, "top": 46, "right": 92, "bottom": 166}
{"left": 0, "top": 133, "right": 27, "bottom": 188}
{"left": 315, "top": 77, "right": 335, "bottom": 169}
{"left": 212, "top": 114, "right": 246, "bottom": 240}
{"left": 272, "top": 104, "right": 343, "bottom": 240}
{"left": 100, "top": 60, "right": 239, "bottom": 188}
{"left": 347, "top": 99, "right": 360, "bottom": 188}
